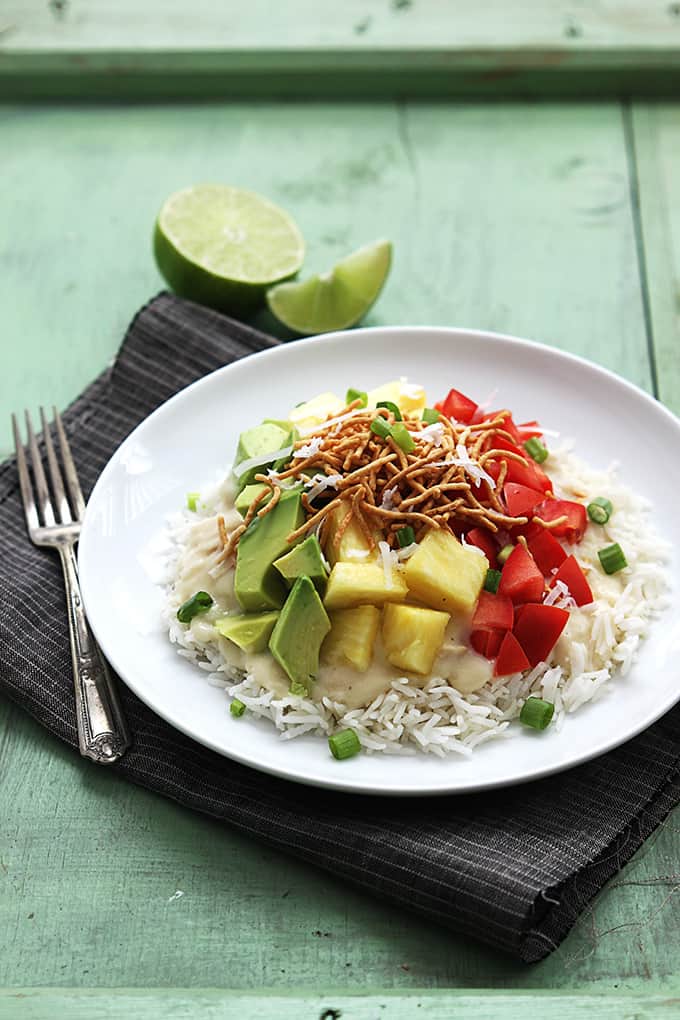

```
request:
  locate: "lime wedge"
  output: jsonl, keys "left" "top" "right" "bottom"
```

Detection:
{"left": 266, "top": 240, "right": 392, "bottom": 335}
{"left": 154, "top": 184, "right": 305, "bottom": 314}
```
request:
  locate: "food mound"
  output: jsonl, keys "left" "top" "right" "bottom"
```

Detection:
{"left": 165, "top": 380, "right": 668, "bottom": 759}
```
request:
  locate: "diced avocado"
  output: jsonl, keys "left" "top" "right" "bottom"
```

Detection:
{"left": 274, "top": 535, "right": 328, "bottom": 593}
{"left": 215, "top": 612, "right": 280, "bottom": 653}
{"left": 233, "top": 422, "right": 290, "bottom": 490}
{"left": 234, "top": 490, "right": 304, "bottom": 611}
{"left": 235, "top": 482, "right": 273, "bottom": 517}
{"left": 263, "top": 418, "right": 293, "bottom": 430}
{"left": 273, "top": 425, "right": 299, "bottom": 472}
{"left": 268, "top": 575, "right": 331, "bottom": 693}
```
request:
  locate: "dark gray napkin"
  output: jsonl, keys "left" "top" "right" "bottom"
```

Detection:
{"left": 1, "top": 292, "right": 678, "bottom": 962}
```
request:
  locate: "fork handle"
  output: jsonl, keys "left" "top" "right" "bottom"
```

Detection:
{"left": 58, "top": 542, "right": 131, "bottom": 764}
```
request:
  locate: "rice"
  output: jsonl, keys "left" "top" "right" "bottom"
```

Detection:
{"left": 162, "top": 446, "right": 670, "bottom": 756}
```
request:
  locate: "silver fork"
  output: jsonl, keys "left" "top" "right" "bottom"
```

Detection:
{"left": 12, "top": 407, "right": 131, "bottom": 764}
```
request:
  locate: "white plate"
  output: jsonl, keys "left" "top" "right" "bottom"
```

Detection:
{"left": 79, "top": 327, "right": 680, "bottom": 796}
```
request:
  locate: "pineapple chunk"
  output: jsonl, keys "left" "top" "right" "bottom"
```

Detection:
{"left": 324, "top": 500, "right": 380, "bottom": 566}
{"left": 324, "top": 562, "right": 408, "bottom": 610}
{"left": 404, "top": 530, "right": 486, "bottom": 613}
{"left": 382, "top": 604, "right": 450, "bottom": 676}
{"left": 322, "top": 606, "right": 381, "bottom": 673}
{"left": 367, "top": 379, "right": 426, "bottom": 418}
{"left": 288, "top": 392, "right": 345, "bottom": 433}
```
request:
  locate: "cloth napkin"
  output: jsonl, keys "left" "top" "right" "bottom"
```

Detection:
{"left": 1, "top": 292, "right": 678, "bottom": 963}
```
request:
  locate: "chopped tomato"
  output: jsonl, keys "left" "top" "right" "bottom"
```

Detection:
{"left": 503, "top": 482, "right": 542, "bottom": 519}
{"left": 527, "top": 529, "right": 567, "bottom": 576}
{"left": 470, "top": 629, "right": 504, "bottom": 659}
{"left": 533, "top": 499, "right": 587, "bottom": 543}
{"left": 481, "top": 411, "right": 521, "bottom": 444}
{"left": 551, "top": 555, "right": 593, "bottom": 606}
{"left": 465, "top": 527, "right": 498, "bottom": 569}
{"left": 516, "top": 420, "right": 543, "bottom": 440}
{"left": 497, "top": 545, "right": 544, "bottom": 604}
{"left": 493, "top": 632, "right": 531, "bottom": 677}
{"left": 484, "top": 436, "right": 553, "bottom": 494}
{"left": 435, "top": 388, "right": 478, "bottom": 424}
{"left": 513, "top": 604, "right": 569, "bottom": 667}
{"left": 472, "top": 591, "right": 514, "bottom": 631}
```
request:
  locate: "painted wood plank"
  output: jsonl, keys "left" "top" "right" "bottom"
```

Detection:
{"left": 2, "top": 1, "right": 680, "bottom": 98}
{"left": 631, "top": 103, "right": 680, "bottom": 416}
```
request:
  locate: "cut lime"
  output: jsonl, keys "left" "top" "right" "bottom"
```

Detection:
{"left": 266, "top": 240, "right": 392, "bottom": 335}
{"left": 154, "top": 184, "right": 305, "bottom": 315}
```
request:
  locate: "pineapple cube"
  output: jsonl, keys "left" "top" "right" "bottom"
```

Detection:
{"left": 322, "top": 606, "right": 381, "bottom": 673}
{"left": 324, "top": 562, "right": 408, "bottom": 610}
{"left": 324, "top": 500, "right": 380, "bottom": 566}
{"left": 404, "top": 529, "right": 486, "bottom": 613}
{"left": 367, "top": 379, "right": 426, "bottom": 418}
{"left": 288, "top": 392, "right": 345, "bottom": 433}
{"left": 382, "top": 604, "right": 450, "bottom": 675}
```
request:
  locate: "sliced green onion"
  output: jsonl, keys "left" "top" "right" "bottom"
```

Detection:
{"left": 497, "top": 544, "right": 514, "bottom": 566}
{"left": 598, "top": 542, "right": 627, "bottom": 575}
{"left": 376, "top": 400, "right": 403, "bottom": 421}
{"left": 587, "top": 497, "right": 613, "bottom": 525}
{"left": 346, "top": 387, "right": 368, "bottom": 408}
{"left": 524, "top": 437, "right": 548, "bottom": 464}
{"left": 397, "top": 525, "right": 416, "bottom": 548}
{"left": 176, "top": 590, "right": 213, "bottom": 623}
{"left": 186, "top": 491, "right": 200, "bottom": 512}
{"left": 328, "top": 729, "right": 361, "bottom": 760}
{"left": 370, "top": 417, "right": 392, "bottom": 440}
{"left": 390, "top": 422, "right": 416, "bottom": 453}
{"left": 484, "top": 569, "right": 502, "bottom": 594}
{"left": 520, "top": 697, "right": 555, "bottom": 730}
{"left": 230, "top": 698, "right": 246, "bottom": 718}
{"left": 422, "top": 407, "right": 440, "bottom": 425}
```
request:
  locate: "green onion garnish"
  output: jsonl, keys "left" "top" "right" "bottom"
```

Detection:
{"left": 497, "top": 544, "right": 514, "bottom": 566}
{"left": 484, "top": 569, "right": 502, "bottom": 594}
{"left": 346, "top": 387, "right": 368, "bottom": 408}
{"left": 390, "top": 422, "right": 415, "bottom": 453}
{"left": 598, "top": 542, "right": 627, "bottom": 574}
{"left": 520, "top": 697, "right": 555, "bottom": 730}
{"left": 230, "top": 698, "right": 246, "bottom": 718}
{"left": 176, "top": 590, "right": 213, "bottom": 623}
{"left": 524, "top": 437, "right": 548, "bottom": 464}
{"left": 587, "top": 497, "right": 613, "bottom": 525}
{"left": 370, "top": 417, "right": 392, "bottom": 440}
{"left": 186, "top": 491, "right": 200, "bottom": 512}
{"left": 397, "top": 525, "right": 416, "bottom": 548}
{"left": 422, "top": 407, "right": 440, "bottom": 424}
{"left": 376, "top": 400, "right": 403, "bottom": 421}
{"left": 328, "top": 729, "right": 361, "bottom": 760}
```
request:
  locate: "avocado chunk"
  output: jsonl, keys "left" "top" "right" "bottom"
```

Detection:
{"left": 268, "top": 575, "right": 331, "bottom": 694}
{"left": 215, "top": 612, "right": 280, "bottom": 653}
{"left": 235, "top": 482, "right": 273, "bottom": 518}
{"left": 234, "top": 490, "right": 305, "bottom": 611}
{"left": 273, "top": 535, "right": 329, "bottom": 593}
{"left": 233, "top": 422, "right": 290, "bottom": 490}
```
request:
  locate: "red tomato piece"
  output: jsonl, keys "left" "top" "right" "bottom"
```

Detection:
{"left": 516, "top": 420, "right": 543, "bottom": 440}
{"left": 465, "top": 527, "right": 498, "bottom": 569}
{"left": 436, "top": 388, "right": 478, "bottom": 424}
{"left": 493, "top": 632, "right": 531, "bottom": 677}
{"left": 551, "top": 555, "right": 593, "bottom": 606}
{"left": 513, "top": 604, "right": 569, "bottom": 667}
{"left": 503, "top": 482, "right": 542, "bottom": 518}
{"left": 497, "top": 545, "right": 544, "bottom": 604}
{"left": 484, "top": 436, "right": 553, "bottom": 494}
{"left": 472, "top": 591, "right": 514, "bottom": 631}
{"left": 533, "top": 499, "right": 587, "bottom": 543}
{"left": 470, "top": 628, "right": 504, "bottom": 659}
{"left": 527, "top": 529, "right": 567, "bottom": 576}
{"left": 482, "top": 411, "right": 521, "bottom": 444}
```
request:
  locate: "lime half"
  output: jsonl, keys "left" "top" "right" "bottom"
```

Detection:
{"left": 154, "top": 184, "right": 305, "bottom": 314}
{"left": 266, "top": 240, "right": 392, "bottom": 335}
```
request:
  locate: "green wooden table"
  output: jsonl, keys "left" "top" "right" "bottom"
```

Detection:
{"left": 2, "top": 5, "right": 680, "bottom": 1018}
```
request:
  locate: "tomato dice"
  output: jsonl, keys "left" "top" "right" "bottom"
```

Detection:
{"left": 527, "top": 529, "right": 567, "bottom": 576}
{"left": 435, "top": 388, "right": 478, "bottom": 424}
{"left": 465, "top": 527, "right": 498, "bottom": 569}
{"left": 484, "top": 436, "right": 553, "bottom": 494}
{"left": 497, "top": 545, "right": 544, "bottom": 604}
{"left": 470, "top": 629, "right": 504, "bottom": 659}
{"left": 513, "top": 603, "right": 569, "bottom": 667}
{"left": 472, "top": 591, "right": 514, "bottom": 631}
{"left": 482, "top": 411, "right": 521, "bottom": 444}
{"left": 503, "top": 482, "right": 542, "bottom": 519}
{"left": 533, "top": 499, "right": 587, "bottom": 543}
{"left": 516, "top": 420, "right": 543, "bottom": 440}
{"left": 493, "top": 632, "right": 531, "bottom": 677}
{"left": 551, "top": 555, "right": 593, "bottom": 606}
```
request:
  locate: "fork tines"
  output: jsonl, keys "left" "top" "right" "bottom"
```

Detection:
{"left": 12, "top": 407, "right": 86, "bottom": 533}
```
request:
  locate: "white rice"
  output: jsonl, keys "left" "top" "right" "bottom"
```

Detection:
{"left": 162, "top": 446, "right": 671, "bottom": 756}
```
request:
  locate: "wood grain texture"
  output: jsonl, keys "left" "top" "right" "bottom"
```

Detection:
{"left": 1, "top": 1, "right": 680, "bottom": 98}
